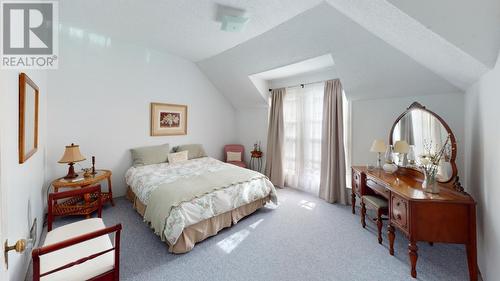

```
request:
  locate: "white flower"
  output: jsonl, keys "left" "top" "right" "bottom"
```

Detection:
{"left": 419, "top": 157, "right": 431, "bottom": 166}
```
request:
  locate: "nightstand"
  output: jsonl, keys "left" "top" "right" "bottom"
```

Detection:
{"left": 50, "top": 170, "right": 114, "bottom": 220}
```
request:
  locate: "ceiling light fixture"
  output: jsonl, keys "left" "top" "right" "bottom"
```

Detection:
{"left": 215, "top": 5, "right": 249, "bottom": 32}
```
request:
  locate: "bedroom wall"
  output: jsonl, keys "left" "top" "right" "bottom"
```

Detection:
{"left": 236, "top": 107, "right": 269, "bottom": 170}
{"left": 350, "top": 92, "right": 466, "bottom": 183}
{"left": 464, "top": 50, "right": 500, "bottom": 281}
{"left": 46, "top": 29, "right": 237, "bottom": 197}
{"left": 0, "top": 70, "right": 48, "bottom": 281}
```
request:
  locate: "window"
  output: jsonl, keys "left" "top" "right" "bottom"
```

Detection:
{"left": 283, "top": 82, "right": 351, "bottom": 194}
{"left": 283, "top": 82, "right": 324, "bottom": 195}
{"left": 343, "top": 90, "right": 352, "bottom": 189}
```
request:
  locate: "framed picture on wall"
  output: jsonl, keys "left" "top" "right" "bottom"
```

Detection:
{"left": 19, "top": 73, "right": 39, "bottom": 164}
{"left": 150, "top": 103, "right": 188, "bottom": 136}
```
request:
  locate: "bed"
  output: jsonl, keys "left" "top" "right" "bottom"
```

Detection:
{"left": 125, "top": 156, "right": 278, "bottom": 253}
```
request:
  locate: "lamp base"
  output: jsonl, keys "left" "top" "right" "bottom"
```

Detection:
{"left": 376, "top": 153, "right": 382, "bottom": 169}
{"left": 64, "top": 162, "right": 79, "bottom": 179}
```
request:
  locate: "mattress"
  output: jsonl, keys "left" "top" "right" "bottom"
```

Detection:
{"left": 125, "top": 157, "right": 277, "bottom": 248}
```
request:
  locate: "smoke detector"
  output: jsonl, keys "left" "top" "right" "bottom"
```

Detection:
{"left": 215, "top": 5, "right": 250, "bottom": 32}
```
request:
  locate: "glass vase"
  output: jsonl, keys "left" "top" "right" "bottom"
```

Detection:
{"left": 422, "top": 170, "right": 439, "bottom": 194}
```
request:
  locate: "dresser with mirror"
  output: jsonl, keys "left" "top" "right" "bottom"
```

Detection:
{"left": 352, "top": 102, "right": 477, "bottom": 280}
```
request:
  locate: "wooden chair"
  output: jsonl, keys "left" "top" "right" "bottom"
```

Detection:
{"left": 48, "top": 185, "right": 103, "bottom": 231}
{"left": 33, "top": 186, "right": 122, "bottom": 280}
{"left": 361, "top": 195, "right": 388, "bottom": 244}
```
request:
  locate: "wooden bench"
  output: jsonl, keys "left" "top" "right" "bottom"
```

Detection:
{"left": 33, "top": 186, "right": 122, "bottom": 280}
{"left": 361, "top": 194, "right": 388, "bottom": 244}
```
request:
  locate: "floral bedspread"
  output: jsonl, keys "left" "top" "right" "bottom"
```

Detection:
{"left": 125, "top": 157, "right": 277, "bottom": 244}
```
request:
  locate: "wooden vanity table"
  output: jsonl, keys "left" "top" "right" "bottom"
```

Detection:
{"left": 352, "top": 167, "right": 477, "bottom": 280}
{"left": 352, "top": 102, "right": 477, "bottom": 280}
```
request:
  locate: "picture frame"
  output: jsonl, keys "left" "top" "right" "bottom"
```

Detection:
{"left": 150, "top": 102, "right": 188, "bottom": 136}
{"left": 19, "top": 73, "right": 39, "bottom": 164}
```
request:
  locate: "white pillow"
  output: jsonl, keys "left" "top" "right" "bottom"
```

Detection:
{"left": 168, "top": 150, "right": 188, "bottom": 164}
{"left": 227, "top": 151, "right": 242, "bottom": 162}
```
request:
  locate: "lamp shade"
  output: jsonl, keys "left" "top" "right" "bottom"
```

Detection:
{"left": 394, "top": 140, "right": 410, "bottom": 153}
{"left": 58, "top": 144, "right": 86, "bottom": 164}
{"left": 370, "top": 139, "right": 386, "bottom": 153}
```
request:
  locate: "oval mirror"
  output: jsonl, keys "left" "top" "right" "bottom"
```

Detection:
{"left": 389, "top": 102, "right": 457, "bottom": 183}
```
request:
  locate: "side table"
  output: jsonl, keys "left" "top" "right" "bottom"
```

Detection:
{"left": 51, "top": 170, "right": 114, "bottom": 219}
{"left": 249, "top": 151, "right": 263, "bottom": 172}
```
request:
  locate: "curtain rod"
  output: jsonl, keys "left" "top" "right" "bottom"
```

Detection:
{"left": 268, "top": 79, "right": 328, "bottom": 92}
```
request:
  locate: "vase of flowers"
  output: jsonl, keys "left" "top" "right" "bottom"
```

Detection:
{"left": 421, "top": 167, "right": 438, "bottom": 193}
{"left": 418, "top": 135, "right": 451, "bottom": 194}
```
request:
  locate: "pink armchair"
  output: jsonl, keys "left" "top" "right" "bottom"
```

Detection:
{"left": 224, "top": 144, "right": 247, "bottom": 168}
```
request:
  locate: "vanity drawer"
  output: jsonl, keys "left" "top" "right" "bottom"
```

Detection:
{"left": 391, "top": 194, "right": 409, "bottom": 231}
{"left": 366, "top": 179, "right": 390, "bottom": 199}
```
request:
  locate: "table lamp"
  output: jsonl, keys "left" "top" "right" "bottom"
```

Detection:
{"left": 370, "top": 139, "right": 387, "bottom": 168}
{"left": 394, "top": 140, "right": 410, "bottom": 166}
{"left": 58, "top": 143, "right": 86, "bottom": 179}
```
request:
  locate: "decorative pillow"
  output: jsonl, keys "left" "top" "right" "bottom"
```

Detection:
{"left": 227, "top": 151, "right": 242, "bottom": 162}
{"left": 130, "top": 144, "right": 169, "bottom": 166}
{"left": 173, "top": 144, "right": 207, "bottom": 160}
{"left": 168, "top": 150, "right": 189, "bottom": 164}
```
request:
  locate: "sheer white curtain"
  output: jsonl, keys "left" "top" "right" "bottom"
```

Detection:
{"left": 342, "top": 91, "right": 352, "bottom": 189}
{"left": 283, "top": 82, "right": 324, "bottom": 195}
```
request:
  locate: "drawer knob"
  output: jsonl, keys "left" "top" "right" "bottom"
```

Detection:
{"left": 396, "top": 202, "right": 400, "bottom": 207}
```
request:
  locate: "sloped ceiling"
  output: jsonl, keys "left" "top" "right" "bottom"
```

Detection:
{"left": 58, "top": 0, "right": 322, "bottom": 62}
{"left": 326, "top": 0, "right": 490, "bottom": 89}
{"left": 60, "top": 0, "right": 500, "bottom": 106}
{"left": 198, "top": 3, "right": 463, "bottom": 107}
{"left": 387, "top": 0, "right": 500, "bottom": 68}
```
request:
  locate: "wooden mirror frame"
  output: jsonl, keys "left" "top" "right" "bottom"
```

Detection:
{"left": 388, "top": 102, "right": 464, "bottom": 193}
{"left": 19, "top": 73, "right": 39, "bottom": 164}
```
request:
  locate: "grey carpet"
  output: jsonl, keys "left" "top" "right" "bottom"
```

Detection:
{"left": 30, "top": 188, "right": 470, "bottom": 281}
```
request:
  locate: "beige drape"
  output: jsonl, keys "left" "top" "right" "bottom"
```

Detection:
{"left": 319, "top": 79, "right": 347, "bottom": 204}
{"left": 265, "top": 88, "right": 285, "bottom": 188}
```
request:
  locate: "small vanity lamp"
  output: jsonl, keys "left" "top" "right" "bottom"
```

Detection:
{"left": 394, "top": 140, "right": 410, "bottom": 166}
{"left": 370, "top": 139, "right": 387, "bottom": 168}
{"left": 58, "top": 143, "right": 86, "bottom": 179}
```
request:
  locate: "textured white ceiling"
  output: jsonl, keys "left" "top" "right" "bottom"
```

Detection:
{"left": 326, "top": 0, "right": 489, "bottom": 90}
{"left": 387, "top": 0, "right": 500, "bottom": 68}
{"left": 59, "top": 0, "right": 322, "bottom": 62}
{"left": 198, "top": 3, "right": 462, "bottom": 108}
{"left": 59, "top": 0, "right": 500, "bottom": 106}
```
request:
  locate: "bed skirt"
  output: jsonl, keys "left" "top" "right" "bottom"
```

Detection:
{"left": 126, "top": 186, "right": 271, "bottom": 254}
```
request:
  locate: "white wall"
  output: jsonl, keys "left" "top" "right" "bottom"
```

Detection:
{"left": 0, "top": 70, "right": 47, "bottom": 281}
{"left": 236, "top": 107, "right": 269, "bottom": 170}
{"left": 350, "top": 92, "right": 466, "bottom": 182}
{"left": 464, "top": 51, "right": 500, "bottom": 281}
{"left": 46, "top": 30, "right": 237, "bottom": 197}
